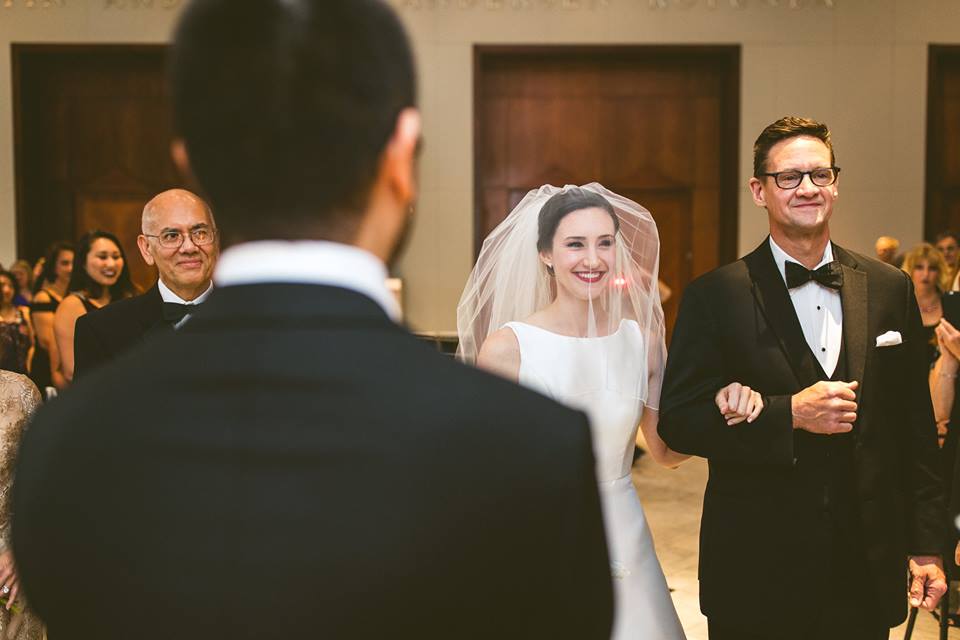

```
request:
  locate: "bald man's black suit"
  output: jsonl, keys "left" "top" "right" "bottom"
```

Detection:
{"left": 73, "top": 284, "right": 165, "bottom": 378}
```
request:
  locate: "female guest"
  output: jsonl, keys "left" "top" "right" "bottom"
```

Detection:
{"left": 458, "top": 184, "right": 760, "bottom": 640}
{"left": 903, "top": 242, "right": 952, "bottom": 367}
{"left": 28, "top": 243, "right": 73, "bottom": 396}
{"left": 0, "top": 369, "right": 44, "bottom": 639}
{"left": 53, "top": 231, "right": 135, "bottom": 385}
{"left": 0, "top": 273, "right": 32, "bottom": 376}
{"left": 7, "top": 262, "right": 32, "bottom": 308}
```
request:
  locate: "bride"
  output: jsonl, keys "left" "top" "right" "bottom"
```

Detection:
{"left": 457, "top": 184, "right": 760, "bottom": 640}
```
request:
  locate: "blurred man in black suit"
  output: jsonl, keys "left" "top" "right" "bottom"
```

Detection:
{"left": 73, "top": 188, "right": 218, "bottom": 378}
{"left": 11, "top": 2, "right": 613, "bottom": 639}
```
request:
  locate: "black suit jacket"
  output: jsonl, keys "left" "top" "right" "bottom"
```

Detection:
{"left": 73, "top": 284, "right": 165, "bottom": 379}
{"left": 13, "top": 283, "right": 613, "bottom": 639}
{"left": 659, "top": 240, "right": 943, "bottom": 628}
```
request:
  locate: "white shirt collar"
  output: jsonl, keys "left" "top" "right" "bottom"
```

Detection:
{"left": 768, "top": 236, "right": 835, "bottom": 287}
{"left": 157, "top": 278, "right": 213, "bottom": 305}
{"left": 213, "top": 240, "right": 400, "bottom": 321}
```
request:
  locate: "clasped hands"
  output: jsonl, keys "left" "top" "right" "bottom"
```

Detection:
{"left": 715, "top": 378, "right": 859, "bottom": 432}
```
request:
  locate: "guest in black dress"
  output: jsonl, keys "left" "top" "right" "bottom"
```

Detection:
{"left": 52, "top": 231, "right": 135, "bottom": 386}
{"left": 903, "top": 242, "right": 952, "bottom": 367}
{"left": 0, "top": 272, "right": 32, "bottom": 375}
{"left": 28, "top": 243, "right": 73, "bottom": 396}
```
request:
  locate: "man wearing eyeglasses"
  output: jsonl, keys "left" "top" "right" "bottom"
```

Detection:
{"left": 659, "top": 116, "right": 945, "bottom": 639}
{"left": 73, "top": 188, "right": 219, "bottom": 377}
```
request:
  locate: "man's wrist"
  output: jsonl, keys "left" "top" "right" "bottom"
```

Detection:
{"left": 790, "top": 394, "right": 803, "bottom": 430}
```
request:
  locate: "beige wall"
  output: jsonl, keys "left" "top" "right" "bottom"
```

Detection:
{"left": 1, "top": 0, "right": 959, "bottom": 331}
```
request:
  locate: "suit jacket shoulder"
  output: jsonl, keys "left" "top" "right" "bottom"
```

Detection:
{"left": 73, "top": 285, "right": 163, "bottom": 378}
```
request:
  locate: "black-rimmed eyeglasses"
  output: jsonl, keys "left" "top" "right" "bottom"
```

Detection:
{"left": 759, "top": 167, "right": 841, "bottom": 190}
{"left": 142, "top": 227, "right": 217, "bottom": 249}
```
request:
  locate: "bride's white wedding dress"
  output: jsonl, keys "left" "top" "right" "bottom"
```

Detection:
{"left": 505, "top": 319, "right": 686, "bottom": 640}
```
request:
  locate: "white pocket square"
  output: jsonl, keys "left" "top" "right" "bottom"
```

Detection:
{"left": 875, "top": 330, "right": 903, "bottom": 347}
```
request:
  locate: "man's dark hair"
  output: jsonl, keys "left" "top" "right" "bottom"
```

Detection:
{"left": 537, "top": 188, "right": 619, "bottom": 253}
{"left": 170, "top": 0, "right": 417, "bottom": 244}
{"left": 33, "top": 241, "right": 74, "bottom": 295}
{"left": 935, "top": 229, "right": 960, "bottom": 245}
{"left": 753, "top": 116, "right": 835, "bottom": 178}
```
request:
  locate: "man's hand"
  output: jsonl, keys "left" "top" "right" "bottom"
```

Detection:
{"left": 0, "top": 550, "right": 19, "bottom": 610}
{"left": 908, "top": 555, "right": 947, "bottom": 611}
{"left": 791, "top": 380, "right": 858, "bottom": 434}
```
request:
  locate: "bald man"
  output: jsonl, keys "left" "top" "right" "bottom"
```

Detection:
{"left": 875, "top": 235, "right": 902, "bottom": 267}
{"left": 74, "top": 189, "right": 219, "bottom": 377}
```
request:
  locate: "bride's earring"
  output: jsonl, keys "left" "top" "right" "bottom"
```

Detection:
{"left": 546, "top": 262, "right": 555, "bottom": 276}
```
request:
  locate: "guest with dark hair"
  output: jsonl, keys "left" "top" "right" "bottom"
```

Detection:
{"left": 52, "top": 231, "right": 134, "bottom": 385}
{"left": 27, "top": 243, "right": 73, "bottom": 396}
{"left": 936, "top": 230, "right": 960, "bottom": 287}
{"left": 7, "top": 262, "right": 32, "bottom": 308}
{"left": 0, "top": 272, "right": 32, "bottom": 375}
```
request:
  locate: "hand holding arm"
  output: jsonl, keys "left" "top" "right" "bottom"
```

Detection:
{"left": 715, "top": 382, "right": 764, "bottom": 426}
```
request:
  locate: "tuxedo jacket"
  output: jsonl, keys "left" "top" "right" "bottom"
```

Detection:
{"left": 73, "top": 284, "right": 165, "bottom": 379}
{"left": 13, "top": 284, "right": 613, "bottom": 640}
{"left": 659, "top": 240, "right": 943, "bottom": 629}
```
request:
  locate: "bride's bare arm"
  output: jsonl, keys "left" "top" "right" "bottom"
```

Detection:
{"left": 476, "top": 327, "right": 521, "bottom": 383}
{"left": 639, "top": 409, "right": 689, "bottom": 468}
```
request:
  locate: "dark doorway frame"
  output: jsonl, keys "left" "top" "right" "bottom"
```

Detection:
{"left": 11, "top": 43, "right": 170, "bottom": 260}
{"left": 925, "top": 44, "right": 960, "bottom": 239}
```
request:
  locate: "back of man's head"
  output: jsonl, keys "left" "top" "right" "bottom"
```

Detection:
{"left": 170, "top": 0, "right": 416, "bottom": 245}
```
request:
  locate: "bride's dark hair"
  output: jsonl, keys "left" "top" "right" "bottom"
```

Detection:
{"left": 536, "top": 188, "right": 619, "bottom": 252}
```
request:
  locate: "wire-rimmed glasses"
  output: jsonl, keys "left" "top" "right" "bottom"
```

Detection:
{"left": 142, "top": 227, "right": 217, "bottom": 249}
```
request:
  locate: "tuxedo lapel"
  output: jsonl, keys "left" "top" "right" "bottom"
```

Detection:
{"left": 140, "top": 285, "right": 170, "bottom": 338}
{"left": 833, "top": 250, "right": 868, "bottom": 385}
{"left": 835, "top": 245, "right": 868, "bottom": 398}
{"left": 744, "top": 240, "right": 822, "bottom": 388}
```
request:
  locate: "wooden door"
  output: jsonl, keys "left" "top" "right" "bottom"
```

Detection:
{"left": 926, "top": 46, "right": 960, "bottom": 239}
{"left": 475, "top": 46, "right": 740, "bottom": 339}
{"left": 13, "top": 45, "right": 186, "bottom": 292}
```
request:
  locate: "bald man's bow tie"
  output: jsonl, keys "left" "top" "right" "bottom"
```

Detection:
{"left": 161, "top": 302, "right": 200, "bottom": 325}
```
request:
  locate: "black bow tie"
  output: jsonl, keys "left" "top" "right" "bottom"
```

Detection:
{"left": 161, "top": 302, "right": 198, "bottom": 325}
{"left": 785, "top": 260, "right": 844, "bottom": 290}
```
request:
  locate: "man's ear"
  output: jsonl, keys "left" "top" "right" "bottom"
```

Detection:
{"left": 382, "top": 108, "right": 421, "bottom": 207}
{"left": 748, "top": 177, "right": 766, "bottom": 208}
{"left": 136, "top": 235, "right": 156, "bottom": 267}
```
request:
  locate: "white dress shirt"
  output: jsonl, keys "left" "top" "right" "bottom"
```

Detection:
{"left": 769, "top": 237, "right": 843, "bottom": 377}
{"left": 214, "top": 240, "right": 400, "bottom": 322}
{"left": 157, "top": 278, "right": 213, "bottom": 305}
